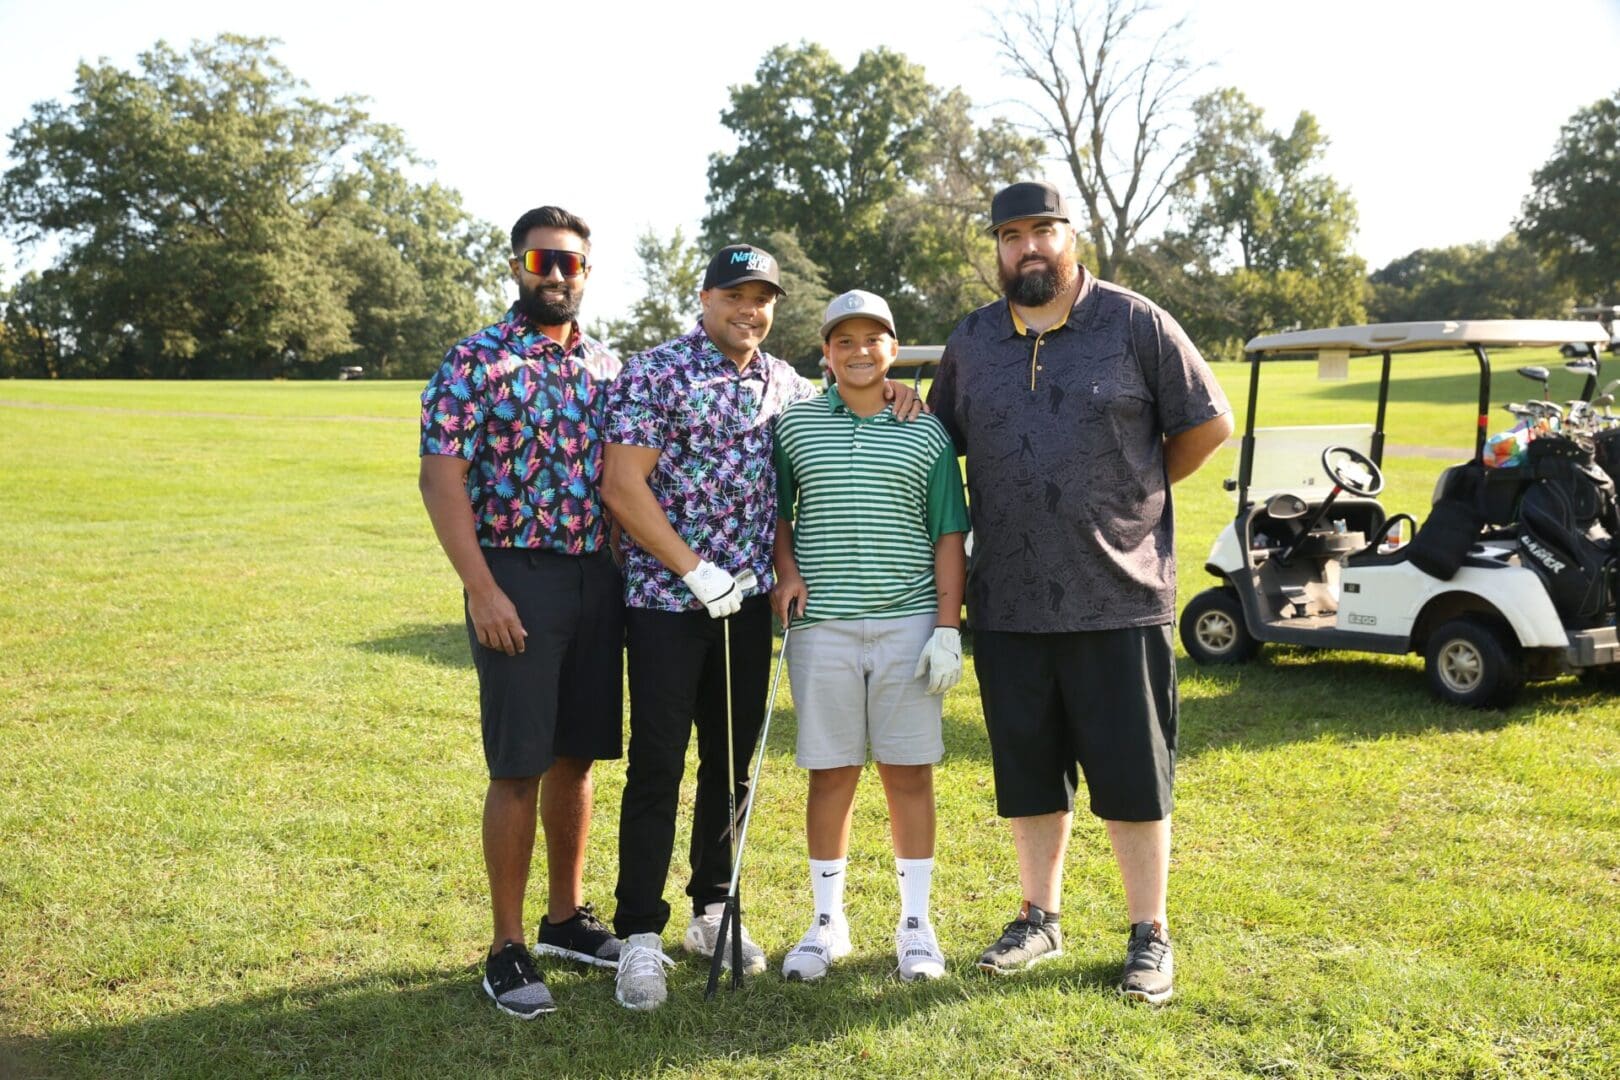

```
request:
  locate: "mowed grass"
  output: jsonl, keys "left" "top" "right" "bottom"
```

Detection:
{"left": 2, "top": 362, "right": 1619, "bottom": 1079}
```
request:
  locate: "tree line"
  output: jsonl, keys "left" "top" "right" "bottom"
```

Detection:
{"left": 3, "top": 7, "right": 1618, "bottom": 379}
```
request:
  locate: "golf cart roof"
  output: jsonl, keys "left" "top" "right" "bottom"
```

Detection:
{"left": 1245, "top": 320, "right": 1609, "bottom": 357}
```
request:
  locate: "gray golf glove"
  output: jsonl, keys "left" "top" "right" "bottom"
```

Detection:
{"left": 682, "top": 560, "right": 749, "bottom": 619}
{"left": 913, "top": 626, "right": 962, "bottom": 695}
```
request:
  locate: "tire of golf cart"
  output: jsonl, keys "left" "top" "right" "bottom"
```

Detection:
{"left": 1180, "top": 588, "right": 1260, "bottom": 665}
{"left": 1423, "top": 617, "right": 1524, "bottom": 709}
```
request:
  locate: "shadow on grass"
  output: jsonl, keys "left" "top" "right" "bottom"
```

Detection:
{"left": 1175, "top": 645, "right": 1598, "bottom": 758}
{"left": 6, "top": 958, "right": 1100, "bottom": 1078}
{"left": 357, "top": 622, "right": 469, "bottom": 667}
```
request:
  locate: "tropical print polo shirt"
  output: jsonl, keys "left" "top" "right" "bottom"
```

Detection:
{"left": 603, "top": 321, "right": 817, "bottom": 612}
{"left": 419, "top": 308, "right": 622, "bottom": 553}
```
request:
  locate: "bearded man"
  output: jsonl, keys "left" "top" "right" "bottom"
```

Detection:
{"left": 926, "top": 181, "right": 1233, "bottom": 1005}
{"left": 419, "top": 205, "right": 626, "bottom": 1018}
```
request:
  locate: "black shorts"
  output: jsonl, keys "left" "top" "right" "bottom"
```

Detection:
{"left": 467, "top": 548, "right": 625, "bottom": 779}
{"left": 975, "top": 623, "right": 1177, "bottom": 821}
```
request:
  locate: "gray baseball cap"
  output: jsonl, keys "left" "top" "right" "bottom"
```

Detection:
{"left": 820, "top": 290, "right": 897, "bottom": 340}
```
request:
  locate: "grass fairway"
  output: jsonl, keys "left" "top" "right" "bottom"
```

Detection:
{"left": 2, "top": 367, "right": 1618, "bottom": 1079}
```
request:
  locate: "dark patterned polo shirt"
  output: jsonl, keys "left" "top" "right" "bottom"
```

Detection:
{"left": 927, "top": 269, "right": 1230, "bottom": 632}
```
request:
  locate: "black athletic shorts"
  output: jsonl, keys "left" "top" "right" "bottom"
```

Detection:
{"left": 467, "top": 547, "right": 625, "bottom": 779}
{"left": 974, "top": 623, "right": 1177, "bottom": 821}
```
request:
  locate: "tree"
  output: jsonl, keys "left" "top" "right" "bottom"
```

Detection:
{"left": 0, "top": 35, "right": 504, "bottom": 378}
{"left": 1139, "top": 88, "right": 1365, "bottom": 357}
{"left": 1518, "top": 89, "right": 1620, "bottom": 304}
{"left": 1367, "top": 235, "right": 1572, "bottom": 323}
{"left": 760, "top": 229, "right": 835, "bottom": 374}
{"left": 0, "top": 273, "right": 75, "bottom": 377}
{"left": 881, "top": 89, "right": 1053, "bottom": 339}
{"left": 595, "top": 227, "right": 707, "bottom": 358}
{"left": 990, "top": 0, "right": 1201, "bottom": 284}
{"left": 704, "top": 42, "right": 1041, "bottom": 345}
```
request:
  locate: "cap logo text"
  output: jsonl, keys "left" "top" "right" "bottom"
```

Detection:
{"left": 729, "top": 251, "right": 774, "bottom": 273}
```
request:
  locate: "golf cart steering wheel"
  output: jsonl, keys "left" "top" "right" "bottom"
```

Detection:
{"left": 1322, "top": 445, "right": 1384, "bottom": 497}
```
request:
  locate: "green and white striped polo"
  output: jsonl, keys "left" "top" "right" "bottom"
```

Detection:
{"left": 773, "top": 386, "right": 969, "bottom": 626}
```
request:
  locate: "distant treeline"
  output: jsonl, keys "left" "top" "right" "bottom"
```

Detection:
{"left": 3, "top": 16, "right": 1616, "bottom": 378}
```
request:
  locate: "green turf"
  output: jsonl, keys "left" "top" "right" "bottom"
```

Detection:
{"left": 2, "top": 373, "right": 1618, "bottom": 1079}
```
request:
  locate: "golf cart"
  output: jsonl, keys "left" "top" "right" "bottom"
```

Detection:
{"left": 1180, "top": 319, "right": 1616, "bottom": 707}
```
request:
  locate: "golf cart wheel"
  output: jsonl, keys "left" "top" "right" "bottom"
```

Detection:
{"left": 1180, "top": 588, "right": 1260, "bottom": 665}
{"left": 1424, "top": 618, "right": 1523, "bottom": 709}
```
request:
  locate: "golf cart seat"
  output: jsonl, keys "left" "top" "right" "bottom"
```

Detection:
{"left": 1347, "top": 462, "right": 1517, "bottom": 579}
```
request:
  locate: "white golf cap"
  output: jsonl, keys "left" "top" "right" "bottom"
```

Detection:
{"left": 820, "top": 289, "right": 897, "bottom": 340}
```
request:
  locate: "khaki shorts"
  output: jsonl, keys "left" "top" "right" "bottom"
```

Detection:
{"left": 785, "top": 612, "right": 944, "bottom": 769}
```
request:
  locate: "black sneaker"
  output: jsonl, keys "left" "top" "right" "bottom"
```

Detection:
{"left": 1119, "top": 921, "right": 1173, "bottom": 1004}
{"left": 535, "top": 904, "right": 623, "bottom": 969}
{"left": 976, "top": 903, "right": 1063, "bottom": 974}
{"left": 483, "top": 941, "right": 555, "bottom": 1018}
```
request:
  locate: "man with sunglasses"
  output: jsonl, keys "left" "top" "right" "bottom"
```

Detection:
{"left": 419, "top": 206, "right": 625, "bottom": 1019}
{"left": 600, "top": 244, "right": 924, "bottom": 1010}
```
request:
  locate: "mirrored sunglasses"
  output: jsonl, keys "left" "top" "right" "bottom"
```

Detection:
{"left": 519, "top": 248, "right": 588, "bottom": 277}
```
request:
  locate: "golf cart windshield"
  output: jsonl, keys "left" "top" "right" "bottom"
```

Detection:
{"left": 1236, "top": 424, "right": 1375, "bottom": 501}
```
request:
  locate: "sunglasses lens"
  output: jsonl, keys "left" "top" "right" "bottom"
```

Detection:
{"left": 521, "top": 249, "right": 586, "bottom": 277}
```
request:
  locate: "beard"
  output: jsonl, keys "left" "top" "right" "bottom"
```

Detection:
{"left": 514, "top": 279, "right": 582, "bottom": 326}
{"left": 1000, "top": 255, "right": 1078, "bottom": 307}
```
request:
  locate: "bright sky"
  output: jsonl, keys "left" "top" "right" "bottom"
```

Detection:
{"left": 3, "top": 0, "right": 1618, "bottom": 325}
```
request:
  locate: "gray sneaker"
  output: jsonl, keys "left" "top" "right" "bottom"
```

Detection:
{"left": 683, "top": 910, "right": 767, "bottom": 975}
{"left": 482, "top": 941, "right": 555, "bottom": 1019}
{"left": 1119, "top": 921, "right": 1173, "bottom": 1004}
{"left": 614, "top": 933, "right": 674, "bottom": 1011}
{"left": 896, "top": 916, "right": 946, "bottom": 981}
{"left": 976, "top": 904, "right": 1063, "bottom": 974}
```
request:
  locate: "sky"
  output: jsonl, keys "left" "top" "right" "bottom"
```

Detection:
{"left": 2, "top": 0, "right": 1618, "bottom": 325}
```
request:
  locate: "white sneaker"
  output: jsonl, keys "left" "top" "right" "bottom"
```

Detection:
{"left": 614, "top": 932, "right": 674, "bottom": 1011}
{"left": 683, "top": 909, "right": 767, "bottom": 975}
{"left": 781, "top": 912, "right": 852, "bottom": 981}
{"left": 896, "top": 916, "right": 946, "bottom": 981}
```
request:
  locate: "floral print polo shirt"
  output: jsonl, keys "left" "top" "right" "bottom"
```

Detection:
{"left": 603, "top": 321, "right": 817, "bottom": 612}
{"left": 419, "top": 308, "right": 622, "bottom": 553}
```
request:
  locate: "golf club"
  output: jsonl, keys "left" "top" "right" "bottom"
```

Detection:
{"left": 1518, "top": 365, "right": 1550, "bottom": 401}
{"left": 706, "top": 613, "right": 792, "bottom": 1000}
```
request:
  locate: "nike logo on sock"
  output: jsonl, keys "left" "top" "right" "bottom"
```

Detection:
{"left": 820, "top": 870, "right": 842, "bottom": 878}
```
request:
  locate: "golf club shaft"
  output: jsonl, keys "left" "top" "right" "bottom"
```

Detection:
{"left": 723, "top": 615, "right": 736, "bottom": 872}
{"left": 725, "top": 622, "right": 790, "bottom": 898}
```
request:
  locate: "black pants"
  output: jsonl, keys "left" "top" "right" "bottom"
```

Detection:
{"left": 613, "top": 596, "right": 772, "bottom": 938}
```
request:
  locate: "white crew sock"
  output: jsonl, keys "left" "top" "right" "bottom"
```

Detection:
{"left": 896, "top": 857, "right": 934, "bottom": 922}
{"left": 809, "top": 857, "right": 848, "bottom": 917}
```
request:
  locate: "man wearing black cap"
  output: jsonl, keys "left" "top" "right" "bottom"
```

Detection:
{"left": 928, "top": 181, "right": 1233, "bottom": 1005}
{"left": 599, "top": 243, "right": 921, "bottom": 1009}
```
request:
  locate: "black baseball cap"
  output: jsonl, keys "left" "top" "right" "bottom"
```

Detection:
{"left": 987, "top": 180, "right": 1071, "bottom": 234}
{"left": 702, "top": 244, "right": 786, "bottom": 296}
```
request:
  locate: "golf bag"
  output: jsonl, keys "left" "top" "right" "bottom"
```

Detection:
{"left": 1516, "top": 435, "right": 1619, "bottom": 628}
{"left": 1593, "top": 426, "right": 1620, "bottom": 491}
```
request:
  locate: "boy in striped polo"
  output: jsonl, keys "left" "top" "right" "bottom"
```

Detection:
{"left": 770, "top": 290, "right": 969, "bottom": 982}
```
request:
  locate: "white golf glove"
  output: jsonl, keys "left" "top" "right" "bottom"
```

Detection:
{"left": 682, "top": 560, "right": 751, "bottom": 619}
{"left": 913, "top": 626, "right": 962, "bottom": 695}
